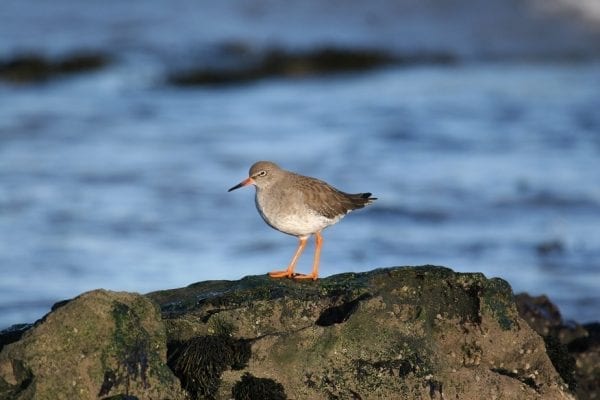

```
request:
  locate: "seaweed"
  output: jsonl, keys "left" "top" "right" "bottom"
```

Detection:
{"left": 167, "top": 335, "right": 251, "bottom": 399}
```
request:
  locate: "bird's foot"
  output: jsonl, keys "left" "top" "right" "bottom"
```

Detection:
{"left": 268, "top": 270, "right": 294, "bottom": 279}
{"left": 293, "top": 273, "right": 318, "bottom": 281}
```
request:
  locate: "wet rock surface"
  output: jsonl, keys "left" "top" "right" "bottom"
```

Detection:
{"left": 1, "top": 266, "right": 594, "bottom": 399}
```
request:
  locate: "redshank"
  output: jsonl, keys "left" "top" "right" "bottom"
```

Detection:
{"left": 228, "top": 161, "right": 376, "bottom": 280}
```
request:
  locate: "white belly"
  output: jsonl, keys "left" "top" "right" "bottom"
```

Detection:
{"left": 255, "top": 190, "right": 342, "bottom": 237}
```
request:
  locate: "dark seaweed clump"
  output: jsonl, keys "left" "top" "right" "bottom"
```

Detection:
{"left": 232, "top": 373, "right": 287, "bottom": 400}
{"left": 167, "top": 335, "right": 251, "bottom": 399}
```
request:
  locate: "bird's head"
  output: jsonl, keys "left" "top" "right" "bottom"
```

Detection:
{"left": 228, "top": 161, "right": 282, "bottom": 192}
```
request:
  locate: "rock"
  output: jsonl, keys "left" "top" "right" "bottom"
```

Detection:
{"left": 149, "top": 266, "right": 572, "bottom": 399}
{"left": 0, "top": 52, "right": 109, "bottom": 83}
{"left": 570, "top": 323, "right": 600, "bottom": 400}
{"left": 0, "top": 266, "right": 583, "bottom": 399}
{"left": 535, "top": 239, "right": 565, "bottom": 256}
{"left": 515, "top": 293, "right": 589, "bottom": 345}
{"left": 0, "top": 290, "right": 186, "bottom": 400}
{"left": 0, "top": 324, "right": 32, "bottom": 353}
{"left": 516, "top": 293, "right": 600, "bottom": 400}
{"left": 167, "top": 46, "right": 455, "bottom": 86}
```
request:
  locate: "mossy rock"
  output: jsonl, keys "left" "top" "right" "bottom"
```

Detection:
{"left": 0, "top": 290, "right": 185, "bottom": 400}
{"left": 0, "top": 266, "right": 577, "bottom": 399}
{"left": 149, "top": 266, "right": 572, "bottom": 399}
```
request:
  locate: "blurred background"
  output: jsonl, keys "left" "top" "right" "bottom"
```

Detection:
{"left": 1, "top": 0, "right": 599, "bottom": 329}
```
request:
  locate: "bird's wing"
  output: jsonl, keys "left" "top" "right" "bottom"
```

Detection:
{"left": 295, "top": 175, "right": 374, "bottom": 219}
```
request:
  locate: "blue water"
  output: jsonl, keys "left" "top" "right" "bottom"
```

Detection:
{"left": 1, "top": 0, "right": 600, "bottom": 329}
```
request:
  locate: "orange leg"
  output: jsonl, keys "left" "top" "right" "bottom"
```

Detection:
{"left": 269, "top": 237, "right": 308, "bottom": 278}
{"left": 295, "top": 231, "right": 322, "bottom": 281}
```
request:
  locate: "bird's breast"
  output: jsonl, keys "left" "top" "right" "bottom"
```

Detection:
{"left": 254, "top": 188, "right": 341, "bottom": 237}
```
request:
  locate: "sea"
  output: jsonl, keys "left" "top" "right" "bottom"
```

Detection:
{"left": 1, "top": 0, "right": 599, "bottom": 329}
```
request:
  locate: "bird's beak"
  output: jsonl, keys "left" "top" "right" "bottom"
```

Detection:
{"left": 228, "top": 177, "right": 255, "bottom": 192}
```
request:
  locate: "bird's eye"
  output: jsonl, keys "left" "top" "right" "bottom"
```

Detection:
{"left": 258, "top": 170, "right": 267, "bottom": 177}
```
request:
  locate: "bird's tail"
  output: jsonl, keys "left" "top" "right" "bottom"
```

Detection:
{"left": 349, "top": 192, "right": 377, "bottom": 208}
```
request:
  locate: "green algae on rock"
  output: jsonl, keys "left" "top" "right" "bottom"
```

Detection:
{"left": 0, "top": 290, "right": 185, "bottom": 400}
{"left": 0, "top": 266, "right": 580, "bottom": 400}
{"left": 148, "top": 266, "right": 573, "bottom": 400}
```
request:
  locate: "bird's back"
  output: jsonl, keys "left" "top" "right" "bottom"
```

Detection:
{"left": 289, "top": 173, "right": 376, "bottom": 220}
